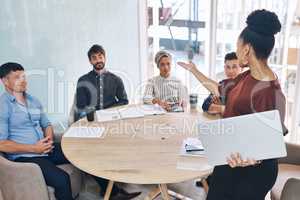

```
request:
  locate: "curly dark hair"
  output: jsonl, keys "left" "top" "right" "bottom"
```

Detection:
{"left": 239, "top": 9, "right": 281, "bottom": 59}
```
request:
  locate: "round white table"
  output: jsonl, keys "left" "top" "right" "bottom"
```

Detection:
{"left": 62, "top": 106, "right": 218, "bottom": 199}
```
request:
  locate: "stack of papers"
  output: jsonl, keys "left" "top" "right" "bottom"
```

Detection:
{"left": 180, "top": 137, "right": 205, "bottom": 156}
{"left": 140, "top": 104, "right": 166, "bottom": 115}
{"left": 96, "top": 110, "right": 121, "bottom": 122}
{"left": 63, "top": 127, "right": 105, "bottom": 138}
{"left": 119, "top": 107, "right": 145, "bottom": 119}
{"left": 96, "top": 104, "right": 166, "bottom": 122}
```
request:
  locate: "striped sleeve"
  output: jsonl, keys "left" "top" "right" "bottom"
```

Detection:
{"left": 178, "top": 81, "right": 188, "bottom": 106}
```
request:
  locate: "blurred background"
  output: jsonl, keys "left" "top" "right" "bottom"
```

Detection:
{"left": 0, "top": 0, "right": 300, "bottom": 142}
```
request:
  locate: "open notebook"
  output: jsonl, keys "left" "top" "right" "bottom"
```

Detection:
{"left": 96, "top": 104, "right": 166, "bottom": 122}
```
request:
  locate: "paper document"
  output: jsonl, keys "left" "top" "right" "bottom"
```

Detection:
{"left": 96, "top": 110, "right": 121, "bottom": 122}
{"left": 63, "top": 127, "right": 105, "bottom": 138}
{"left": 119, "top": 107, "right": 145, "bottom": 119}
{"left": 140, "top": 104, "right": 166, "bottom": 115}
{"left": 96, "top": 105, "right": 166, "bottom": 122}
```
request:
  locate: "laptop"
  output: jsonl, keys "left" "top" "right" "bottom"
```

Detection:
{"left": 198, "top": 110, "right": 287, "bottom": 166}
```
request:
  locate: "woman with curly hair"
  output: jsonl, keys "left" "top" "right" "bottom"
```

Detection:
{"left": 178, "top": 9, "right": 287, "bottom": 200}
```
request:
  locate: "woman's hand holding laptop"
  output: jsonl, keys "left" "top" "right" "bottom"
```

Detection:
{"left": 226, "top": 152, "right": 261, "bottom": 168}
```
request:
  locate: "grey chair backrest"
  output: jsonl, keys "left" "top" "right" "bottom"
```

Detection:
{"left": 0, "top": 188, "right": 3, "bottom": 200}
{"left": 281, "top": 178, "right": 300, "bottom": 200}
{"left": 0, "top": 156, "right": 49, "bottom": 200}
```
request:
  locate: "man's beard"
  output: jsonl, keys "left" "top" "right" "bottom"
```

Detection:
{"left": 93, "top": 62, "right": 105, "bottom": 70}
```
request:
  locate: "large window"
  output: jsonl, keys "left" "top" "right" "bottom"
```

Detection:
{"left": 215, "top": 0, "right": 288, "bottom": 79}
{"left": 147, "top": 0, "right": 211, "bottom": 101}
{"left": 147, "top": 0, "right": 300, "bottom": 139}
{"left": 215, "top": 0, "right": 298, "bottom": 133}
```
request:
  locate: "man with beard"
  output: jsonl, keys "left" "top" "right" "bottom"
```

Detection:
{"left": 75, "top": 44, "right": 140, "bottom": 200}
{"left": 75, "top": 44, "right": 129, "bottom": 121}
{"left": 74, "top": 44, "right": 141, "bottom": 200}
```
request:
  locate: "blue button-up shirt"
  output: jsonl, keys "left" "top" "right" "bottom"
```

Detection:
{"left": 0, "top": 91, "right": 51, "bottom": 160}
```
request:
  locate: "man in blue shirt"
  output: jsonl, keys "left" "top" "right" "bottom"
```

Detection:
{"left": 0, "top": 62, "right": 141, "bottom": 200}
{"left": 0, "top": 62, "right": 73, "bottom": 200}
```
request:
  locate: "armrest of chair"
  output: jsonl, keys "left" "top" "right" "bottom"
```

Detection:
{"left": 280, "top": 178, "right": 300, "bottom": 200}
{"left": 278, "top": 143, "right": 300, "bottom": 165}
{"left": 0, "top": 189, "right": 3, "bottom": 200}
{"left": 0, "top": 156, "right": 49, "bottom": 200}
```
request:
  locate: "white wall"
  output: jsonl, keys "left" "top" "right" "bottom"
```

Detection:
{"left": 291, "top": 50, "right": 300, "bottom": 142}
{"left": 0, "top": 0, "right": 144, "bottom": 124}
